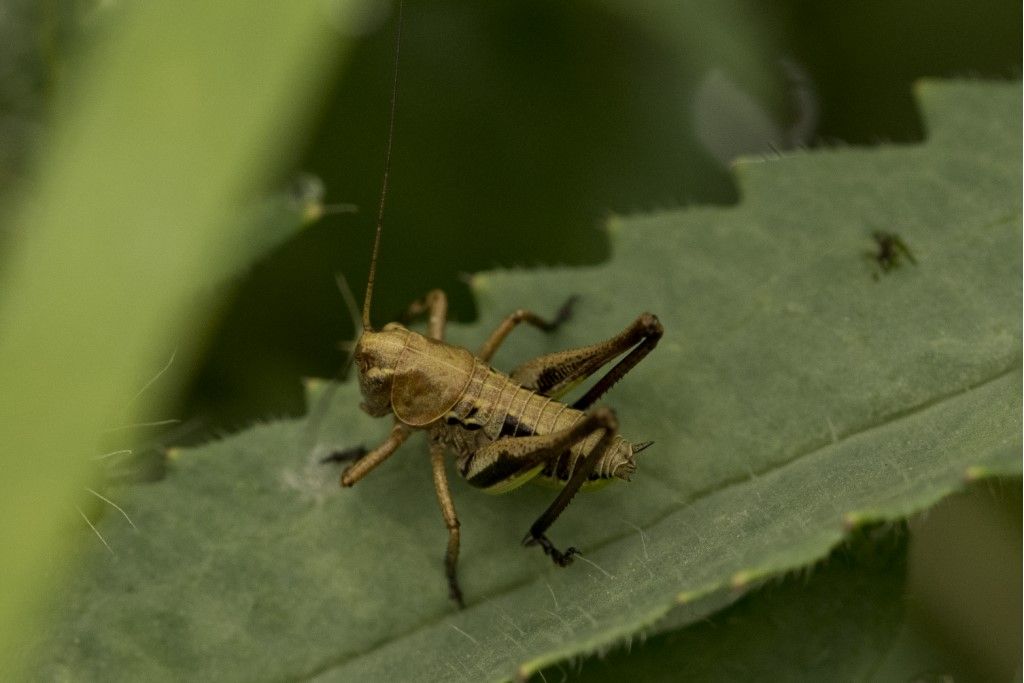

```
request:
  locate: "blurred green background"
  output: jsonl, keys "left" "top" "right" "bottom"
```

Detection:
{"left": 1, "top": 0, "right": 1019, "bottom": 432}
{"left": 0, "top": 0, "right": 1018, "bottom": 678}
{"left": 194, "top": 0, "right": 1023, "bottom": 435}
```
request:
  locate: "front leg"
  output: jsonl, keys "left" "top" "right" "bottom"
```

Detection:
{"left": 401, "top": 289, "right": 448, "bottom": 340}
{"left": 321, "top": 422, "right": 412, "bottom": 487}
{"left": 323, "top": 290, "right": 450, "bottom": 466}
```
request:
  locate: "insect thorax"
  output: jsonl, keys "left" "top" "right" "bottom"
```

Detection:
{"left": 355, "top": 324, "right": 479, "bottom": 425}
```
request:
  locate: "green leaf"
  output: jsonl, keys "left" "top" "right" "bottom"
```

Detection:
{"left": 30, "top": 80, "right": 1020, "bottom": 681}
{"left": 0, "top": 0, "right": 358, "bottom": 676}
{"left": 536, "top": 526, "right": 909, "bottom": 682}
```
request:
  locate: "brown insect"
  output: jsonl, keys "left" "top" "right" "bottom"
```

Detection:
{"left": 322, "top": 1, "right": 662, "bottom": 607}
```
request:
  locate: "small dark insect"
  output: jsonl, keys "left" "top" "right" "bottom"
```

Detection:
{"left": 868, "top": 230, "right": 916, "bottom": 279}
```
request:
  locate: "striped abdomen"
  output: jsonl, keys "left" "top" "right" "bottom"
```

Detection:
{"left": 429, "top": 360, "right": 639, "bottom": 493}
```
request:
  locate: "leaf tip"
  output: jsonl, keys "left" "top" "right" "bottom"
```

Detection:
{"left": 842, "top": 511, "right": 869, "bottom": 531}
{"left": 729, "top": 156, "right": 763, "bottom": 173}
{"left": 605, "top": 215, "right": 624, "bottom": 237}
{"left": 302, "top": 376, "right": 334, "bottom": 406}
{"left": 730, "top": 569, "right": 758, "bottom": 590}
{"left": 911, "top": 78, "right": 935, "bottom": 101}
{"left": 963, "top": 465, "right": 990, "bottom": 483}
{"left": 302, "top": 376, "right": 325, "bottom": 391}
{"left": 467, "top": 273, "right": 490, "bottom": 296}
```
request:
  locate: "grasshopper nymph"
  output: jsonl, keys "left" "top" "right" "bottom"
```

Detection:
{"left": 323, "top": 1, "right": 663, "bottom": 607}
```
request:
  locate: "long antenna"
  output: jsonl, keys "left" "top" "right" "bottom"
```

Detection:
{"left": 362, "top": 0, "right": 404, "bottom": 331}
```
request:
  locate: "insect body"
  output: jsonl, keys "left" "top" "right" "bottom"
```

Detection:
{"left": 325, "top": 2, "right": 663, "bottom": 607}
{"left": 868, "top": 230, "right": 916, "bottom": 279}
{"left": 335, "top": 298, "right": 662, "bottom": 607}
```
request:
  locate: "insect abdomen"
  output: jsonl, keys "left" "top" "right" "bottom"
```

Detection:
{"left": 437, "top": 365, "right": 637, "bottom": 491}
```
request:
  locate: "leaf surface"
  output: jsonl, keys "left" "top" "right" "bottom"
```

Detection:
{"left": 538, "top": 528, "right": 909, "bottom": 682}
{"left": 33, "top": 80, "right": 1021, "bottom": 682}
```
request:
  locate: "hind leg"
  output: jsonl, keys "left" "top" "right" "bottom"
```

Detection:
{"left": 510, "top": 313, "right": 663, "bottom": 407}
{"left": 521, "top": 407, "right": 619, "bottom": 565}
{"left": 459, "top": 407, "right": 620, "bottom": 566}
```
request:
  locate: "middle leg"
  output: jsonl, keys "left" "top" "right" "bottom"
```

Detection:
{"left": 476, "top": 296, "right": 577, "bottom": 362}
{"left": 430, "top": 442, "right": 464, "bottom": 608}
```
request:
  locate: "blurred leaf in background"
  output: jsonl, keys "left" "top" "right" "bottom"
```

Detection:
{"left": 175, "top": 0, "right": 1021, "bottom": 437}
{"left": 0, "top": 0, "right": 364, "bottom": 676}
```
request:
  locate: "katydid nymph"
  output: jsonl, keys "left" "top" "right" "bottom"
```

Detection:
{"left": 323, "top": 1, "right": 663, "bottom": 608}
